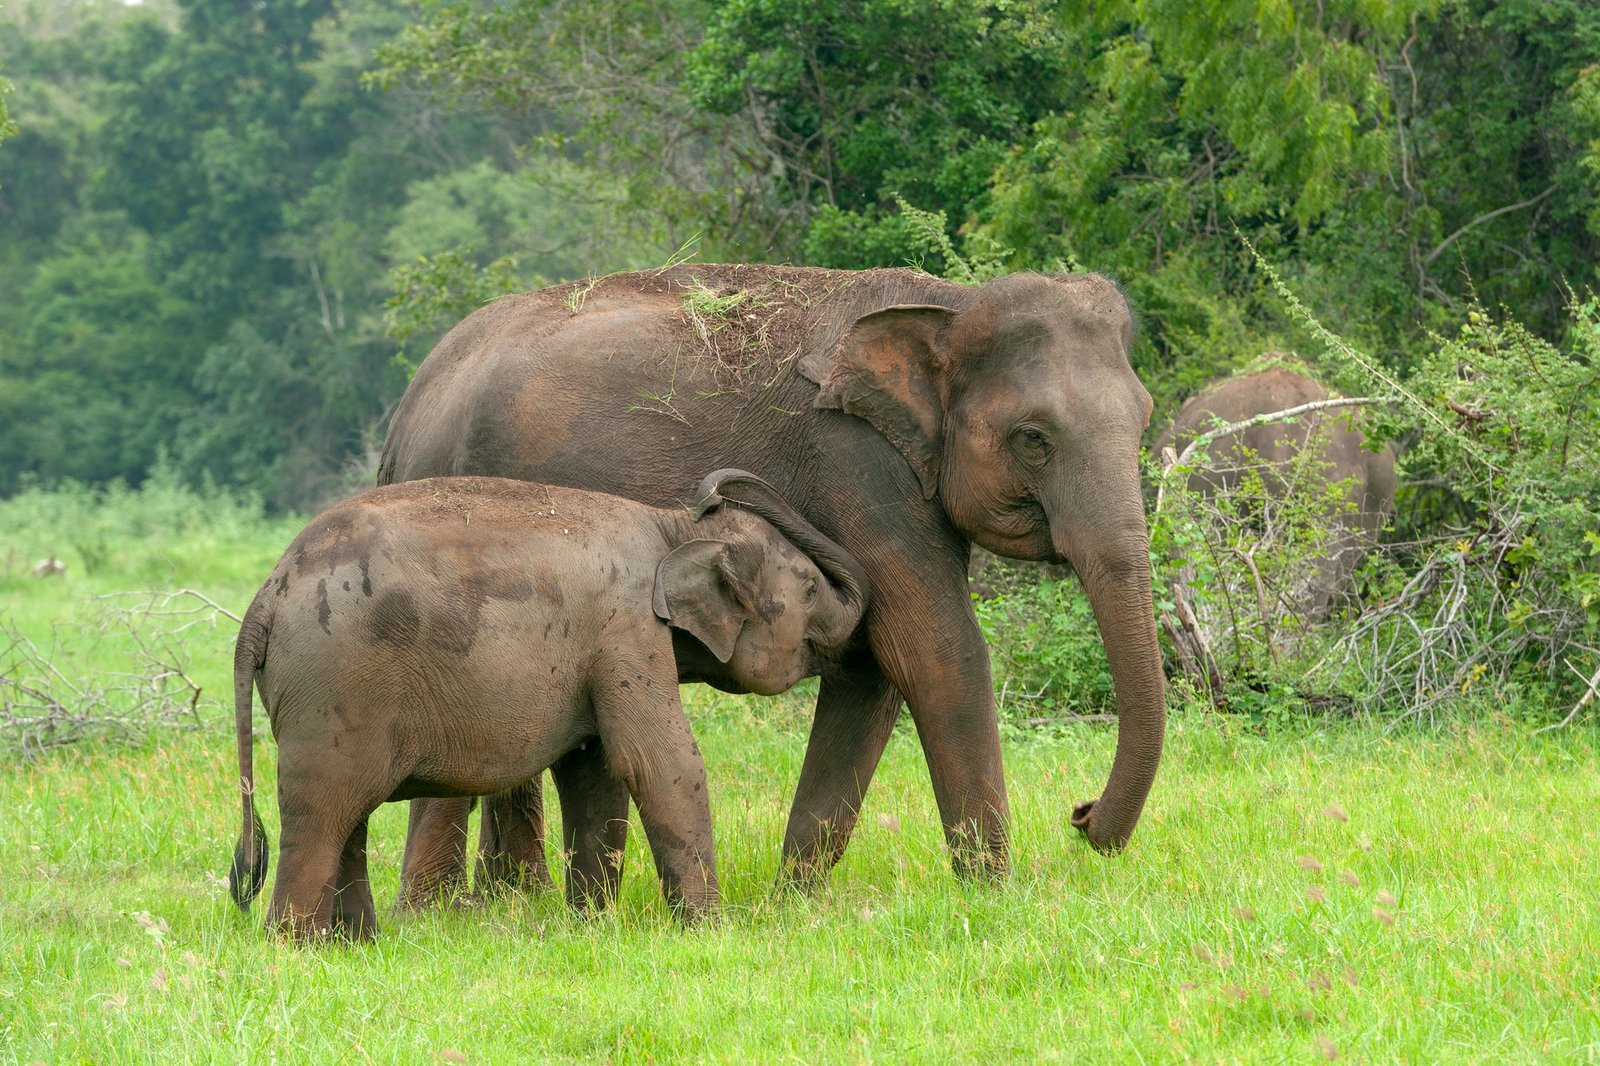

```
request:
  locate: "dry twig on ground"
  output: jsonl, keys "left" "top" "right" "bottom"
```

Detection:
{"left": 0, "top": 590, "right": 239, "bottom": 758}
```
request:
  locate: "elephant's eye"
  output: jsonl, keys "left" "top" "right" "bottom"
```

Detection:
{"left": 802, "top": 579, "right": 818, "bottom": 607}
{"left": 1012, "top": 426, "right": 1051, "bottom": 463}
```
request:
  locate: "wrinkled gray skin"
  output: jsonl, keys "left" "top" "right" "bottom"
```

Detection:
{"left": 380, "top": 264, "right": 1165, "bottom": 903}
{"left": 1152, "top": 366, "right": 1397, "bottom": 615}
{"left": 228, "top": 471, "right": 867, "bottom": 940}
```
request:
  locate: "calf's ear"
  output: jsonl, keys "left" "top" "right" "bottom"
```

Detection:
{"left": 653, "top": 539, "right": 751, "bottom": 664}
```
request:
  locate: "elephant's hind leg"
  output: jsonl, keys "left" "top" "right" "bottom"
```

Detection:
{"left": 332, "top": 819, "right": 378, "bottom": 941}
{"left": 269, "top": 801, "right": 370, "bottom": 942}
{"left": 474, "top": 782, "right": 553, "bottom": 898}
{"left": 269, "top": 743, "right": 395, "bottom": 942}
{"left": 550, "top": 740, "right": 630, "bottom": 915}
{"left": 397, "top": 797, "right": 474, "bottom": 910}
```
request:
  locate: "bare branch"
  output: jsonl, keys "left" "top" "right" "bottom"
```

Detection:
{"left": 1421, "top": 185, "right": 1557, "bottom": 269}
{"left": 1164, "top": 396, "right": 1395, "bottom": 480}
{"left": 1533, "top": 659, "right": 1600, "bottom": 735}
{"left": 1, "top": 592, "right": 233, "bottom": 758}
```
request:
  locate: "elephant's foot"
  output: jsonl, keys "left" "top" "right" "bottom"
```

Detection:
{"left": 394, "top": 868, "right": 470, "bottom": 912}
{"left": 776, "top": 816, "right": 857, "bottom": 895}
{"left": 775, "top": 852, "right": 830, "bottom": 895}
{"left": 330, "top": 915, "right": 379, "bottom": 942}
{"left": 332, "top": 889, "right": 379, "bottom": 941}
{"left": 473, "top": 851, "right": 554, "bottom": 900}
{"left": 946, "top": 815, "right": 1010, "bottom": 882}
{"left": 474, "top": 783, "right": 551, "bottom": 899}
{"left": 267, "top": 902, "right": 339, "bottom": 945}
{"left": 398, "top": 797, "right": 474, "bottom": 911}
{"left": 662, "top": 880, "right": 721, "bottom": 926}
{"left": 950, "top": 847, "right": 1010, "bottom": 882}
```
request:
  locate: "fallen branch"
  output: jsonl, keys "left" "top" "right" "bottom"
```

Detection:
{"left": 1159, "top": 575, "right": 1228, "bottom": 708}
{"left": 1, "top": 590, "right": 236, "bottom": 758}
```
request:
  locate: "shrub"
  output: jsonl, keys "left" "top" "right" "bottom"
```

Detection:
{"left": 1311, "top": 300, "right": 1600, "bottom": 723}
{"left": 1239, "top": 244, "right": 1600, "bottom": 723}
{"left": 974, "top": 572, "right": 1117, "bottom": 727}
{"left": 1156, "top": 430, "right": 1364, "bottom": 657}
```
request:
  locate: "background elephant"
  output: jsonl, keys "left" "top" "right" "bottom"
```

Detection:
{"left": 1152, "top": 364, "right": 1397, "bottom": 618}
{"left": 230, "top": 471, "right": 868, "bottom": 939}
{"left": 379, "top": 264, "right": 1166, "bottom": 901}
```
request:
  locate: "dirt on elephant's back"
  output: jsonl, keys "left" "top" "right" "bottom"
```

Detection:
{"left": 530, "top": 263, "right": 952, "bottom": 383}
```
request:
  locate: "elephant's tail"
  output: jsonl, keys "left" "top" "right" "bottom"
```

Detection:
{"left": 229, "top": 584, "right": 272, "bottom": 911}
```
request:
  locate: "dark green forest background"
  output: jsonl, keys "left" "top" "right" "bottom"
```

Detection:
{"left": 3, "top": 0, "right": 1599, "bottom": 512}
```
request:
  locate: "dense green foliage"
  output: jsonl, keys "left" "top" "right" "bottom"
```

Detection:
{"left": 0, "top": 0, "right": 561, "bottom": 508}
{"left": 5, "top": 0, "right": 1599, "bottom": 715}
{"left": 1311, "top": 295, "right": 1600, "bottom": 717}
{"left": 6, "top": 0, "right": 1598, "bottom": 493}
{"left": 0, "top": 74, "right": 13, "bottom": 148}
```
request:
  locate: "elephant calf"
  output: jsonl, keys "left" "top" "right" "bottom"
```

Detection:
{"left": 228, "top": 470, "right": 867, "bottom": 940}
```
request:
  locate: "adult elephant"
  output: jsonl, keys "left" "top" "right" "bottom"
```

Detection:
{"left": 379, "top": 264, "right": 1164, "bottom": 901}
{"left": 1153, "top": 364, "right": 1396, "bottom": 617}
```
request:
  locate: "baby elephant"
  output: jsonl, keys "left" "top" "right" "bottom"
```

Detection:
{"left": 228, "top": 470, "right": 867, "bottom": 940}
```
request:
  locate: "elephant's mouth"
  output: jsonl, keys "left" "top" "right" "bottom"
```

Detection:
{"left": 975, "top": 498, "right": 1056, "bottom": 562}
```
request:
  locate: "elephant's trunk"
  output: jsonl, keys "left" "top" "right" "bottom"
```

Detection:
{"left": 1056, "top": 499, "right": 1167, "bottom": 854}
{"left": 690, "top": 469, "right": 869, "bottom": 645}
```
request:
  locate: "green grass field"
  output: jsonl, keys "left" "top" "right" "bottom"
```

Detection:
{"left": 2, "top": 487, "right": 1598, "bottom": 1062}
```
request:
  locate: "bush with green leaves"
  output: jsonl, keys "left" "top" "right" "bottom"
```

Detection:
{"left": 1308, "top": 298, "right": 1600, "bottom": 722}
{"left": 973, "top": 574, "right": 1116, "bottom": 728}
{"left": 0, "top": 458, "right": 284, "bottom": 584}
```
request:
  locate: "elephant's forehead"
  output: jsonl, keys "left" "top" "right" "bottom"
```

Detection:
{"left": 985, "top": 314, "right": 1129, "bottom": 377}
{"left": 978, "top": 340, "right": 1139, "bottom": 402}
{"left": 960, "top": 355, "right": 1151, "bottom": 441}
{"left": 987, "top": 273, "right": 1129, "bottom": 327}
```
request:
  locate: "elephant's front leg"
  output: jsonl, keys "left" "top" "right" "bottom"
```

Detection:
{"left": 881, "top": 600, "right": 1010, "bottom": 879}
{"left": 779, "top": 660, "right": 903, "bottom": 889}
{"left": 593, "top": 649, "right": 719, "bottom": 922}
{"left": 475, "top": 782, "right": 554, "bottom": 897}
{"left": 784, "top": 561, "right": 1009, "bottom": 883}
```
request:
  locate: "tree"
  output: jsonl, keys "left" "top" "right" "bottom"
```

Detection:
{"left": 1390, "top": 0, "right": 1600, "bottom": 332}
{"left": 0, "top": 220, "right": 200, "bottom": 492}
{"left": 0, "top": 72, "right": 15, "bottom": 148}
{"left": 687, "top": 0, "right": 1074, "bottom": 265}
{"left": 0, "top": 0, "right": 544, "bottom": 507}
{"left": 371, "top": 0, "right": 772, "bottom": 256}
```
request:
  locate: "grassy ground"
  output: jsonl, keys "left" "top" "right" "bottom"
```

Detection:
{"left": 2, "top": 486, "right": 1598, "bottom": 1062}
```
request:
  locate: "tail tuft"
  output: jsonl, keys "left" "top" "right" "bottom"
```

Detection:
{"left": 229, "top": 806, "right": 269, "bottom": 910}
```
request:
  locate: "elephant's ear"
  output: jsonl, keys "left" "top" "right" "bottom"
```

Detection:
{"left": 799, "top": 304, "right": 955, "bottom": 499}
{"left": 653, "top": 539, "right": 754, "bottom": 664}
